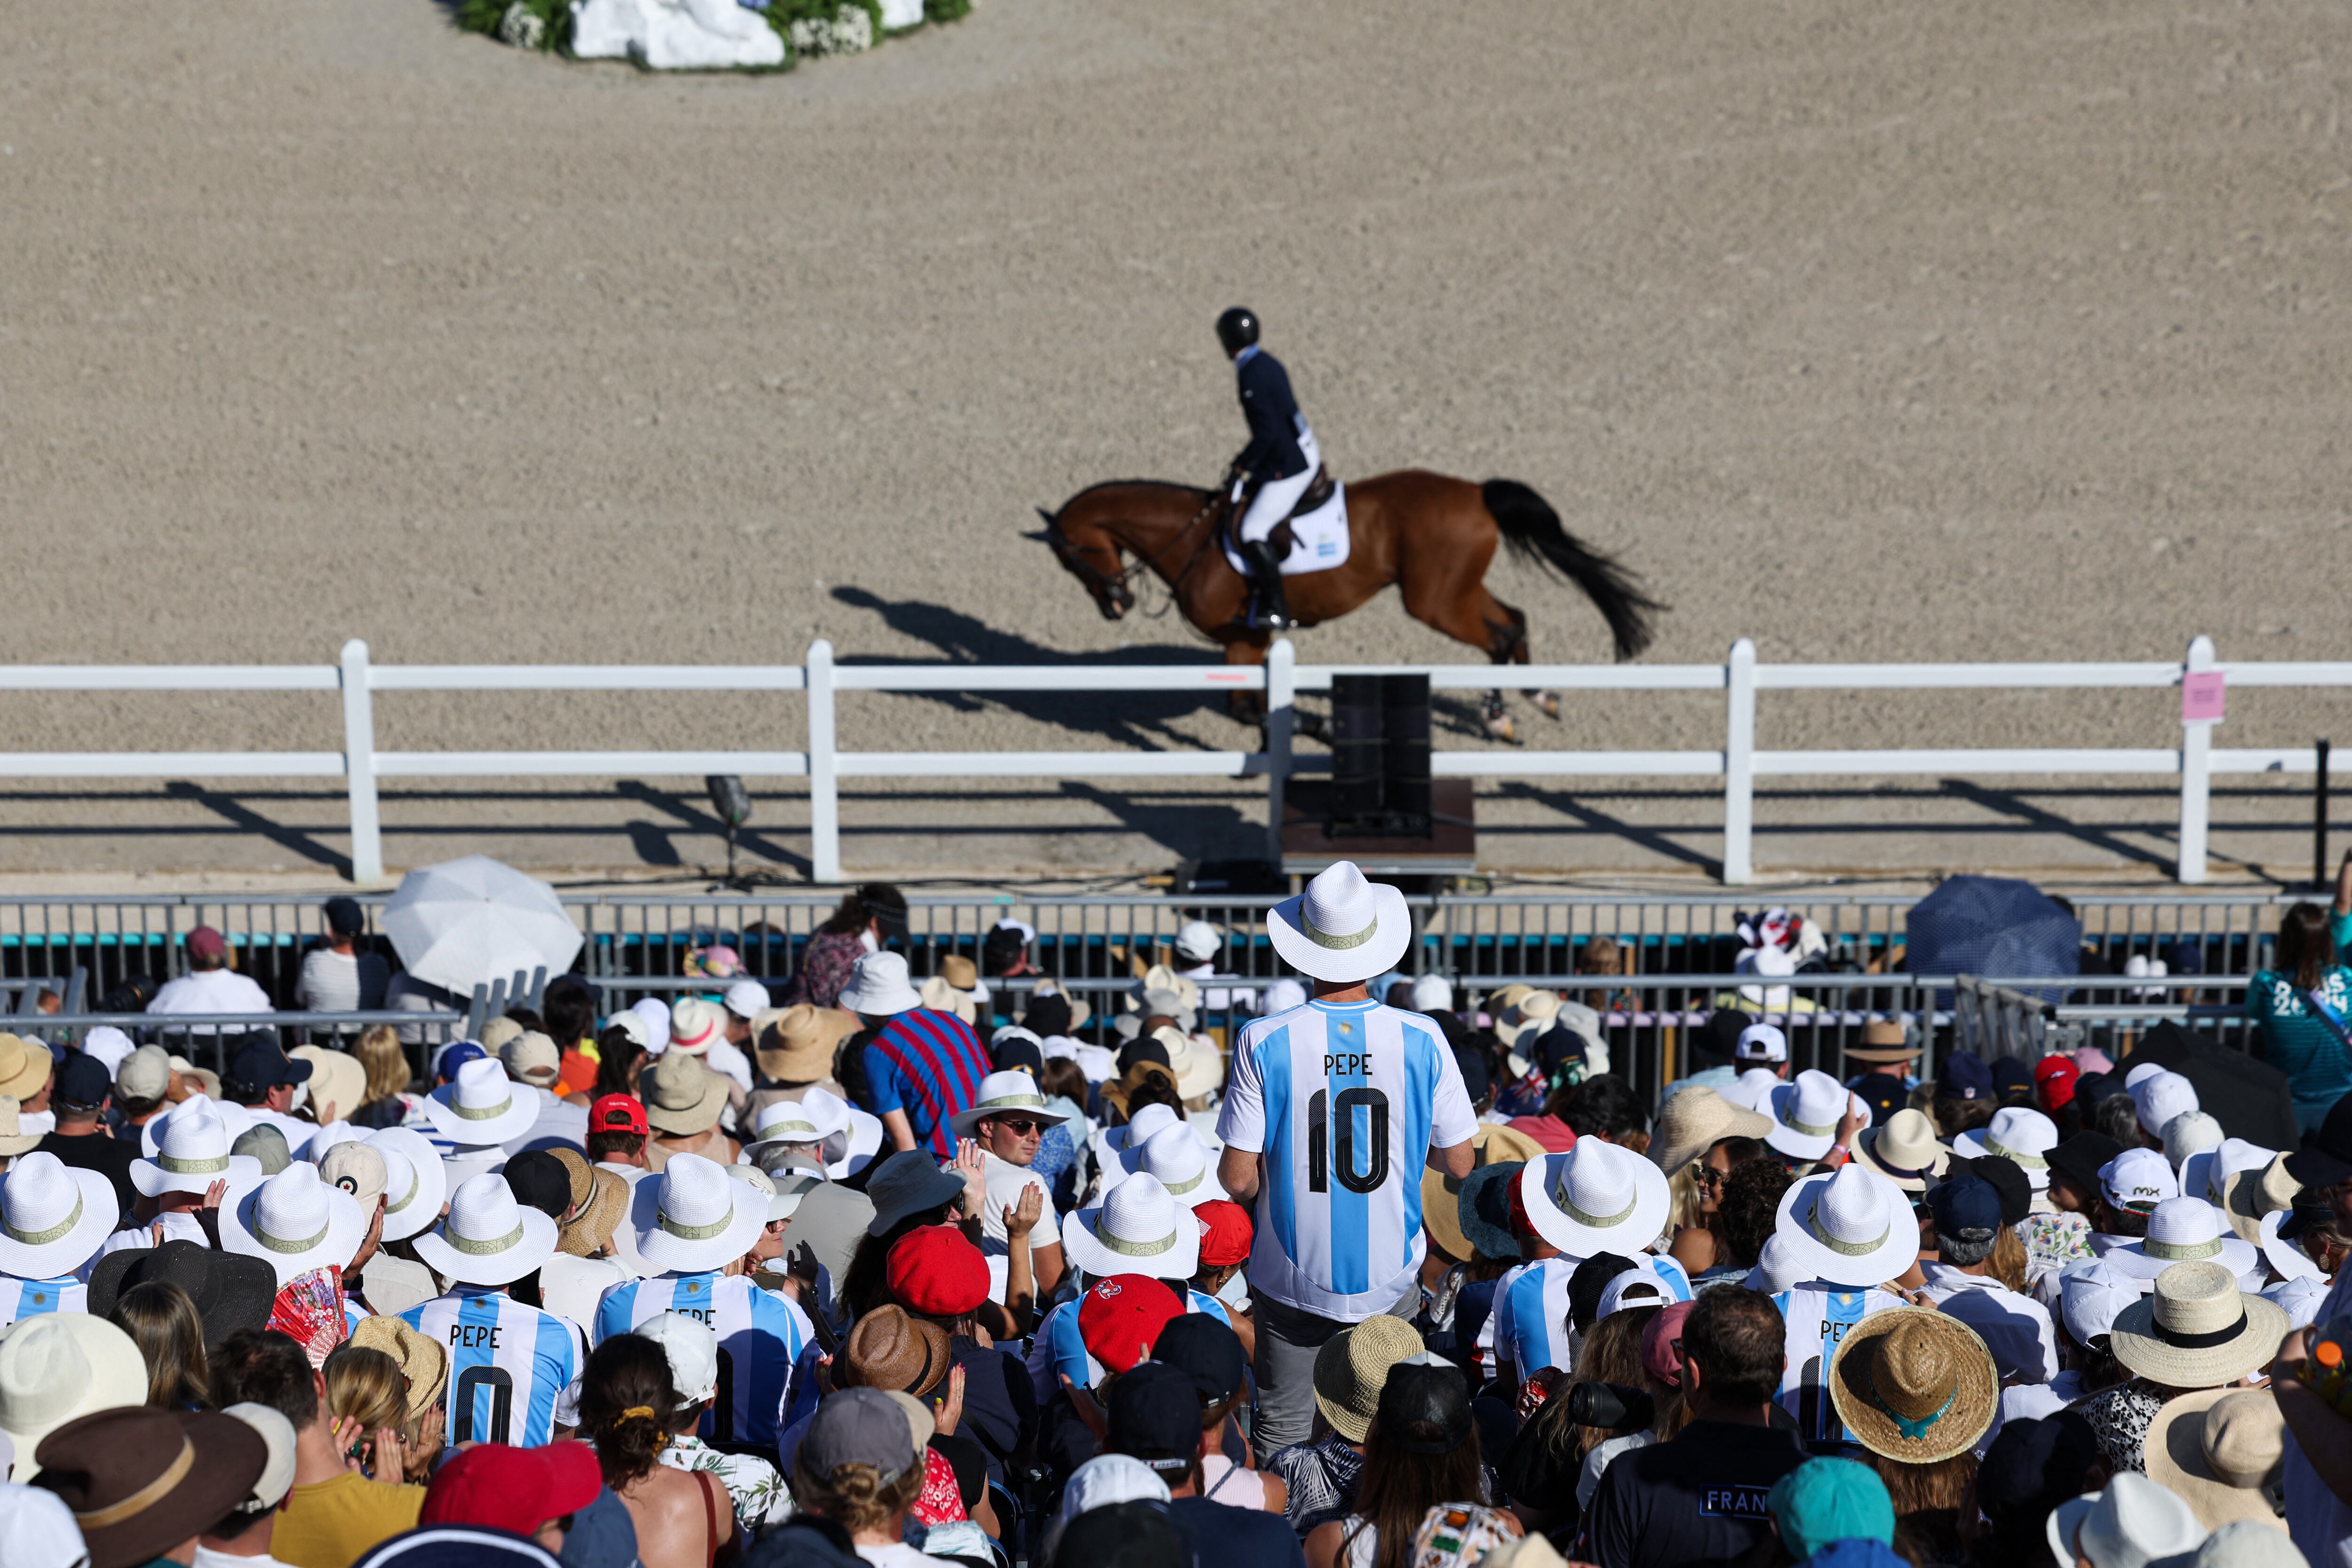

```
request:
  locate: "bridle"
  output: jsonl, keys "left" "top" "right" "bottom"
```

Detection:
{"left": 1044, "top": 488, "right": 1226, "bottom": 620}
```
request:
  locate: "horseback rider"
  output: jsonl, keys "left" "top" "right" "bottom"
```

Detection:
{"left": 1218, "top": 306, "right": 1321, "bottom": 632}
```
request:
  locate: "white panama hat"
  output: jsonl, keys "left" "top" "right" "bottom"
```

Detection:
{"left": 669, "top": 997, "right": 725, "bottom": 1057}
{"left": 421, "top": 1057, "right": 538, "bottom": 1146}
{"left": 1265, "top": 862, "right": 1412, "bottom": 984}
{"left": 836, "top": 952, "right": 924, "bottom": 1017}
{"left": 2260, "top": 1207, "right": 2325, "bottom": 1284}
{"left": 741, "top": 1094, "right": 850, "bottom": 1175}
{"left": 1772, "top": 1163, "right": 1918, "bottom": 1289}
{"left": 1518, "top": 1138, "right": 1671, "bottom": 1258}
{"left": 140, "top": 1093, "right": 254, "bottom": 1159}
{"left": 1724, "top": 1067, "right": 1783, "bottom": 1113}
{"left": 302, "top": 1120, "right": 365, "bottom": 1164}
{"left": 129, "top": 1109, "right": 263, "bottom": 1199}
{"left": 0, "top": 1152, "right": 119, "bottom": 1280}
{"left": 218, "top": 1162, "right": 368, "bottom": 1286}
{"left": 1103, "top": 1102, "right": 1184, "bottom": 1157}
{"left": 1112, "top": 1122, "right": 1228, "bottom": 1208}
{"left": 2045, "top": 1472, "right": 2208, "bottom": 1568}
{"left": 628, "top": 1152, "right": 765, "bottom": 1275}
{"left": 1952, "top": 1106, "right": 2059, "bottom": 1191}
{"left": 950, "top": 1070, "right": 1073, "bottom": 1140}
{"left": 1063, "top": 1173, "right": 1200, "bottom": 1281}
{"left": 2106, "top": 1196, "right": 2260, "bottom": 1281}
{"left": 1764, "top": 1069, "right": 1861, "bottom": 1162}
{"left": 2185, "top": 1138, "right": 2273, "bottom": 1213}
{"left": 0, "top": 1313, "right": 148, "bottom": 1481}
{"left": 365, "top": 1126, "right": 451, "bottom": 1243}
{"left": 413, "top": 1171, "right": 561, "bottom": 1287}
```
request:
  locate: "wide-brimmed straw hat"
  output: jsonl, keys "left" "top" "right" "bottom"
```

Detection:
{"left": 0, "top": 1037, "right": 51, "bottom": 1104}
{"left": 640, "top": 1049, "right": 729, "bottom": 1137}
{"left": 835, "top": 1303, "right": 953, "bottom": 1399}
{"left": 1267, "top": 862, "right": 1412, "bottom": 984}
{"left": 1112, "top": 1122, "right": 1228, "bottom": 1208}
{"left": 838, "top": 952, "right": 924, "bottom": 1017}
{"left": 1850, "top": 1108, "right": 1951, "bottom": 1194}
{"left": 364, "top": 1126, "right": 449, "bottom": 1244}
{"left": 0, "top": 1313, "right": 148, "bottom": 1481}
{"left": 2110, "top": 1260, "right": 2288, "bottom": 1388}
{"left": 628, "top": 1153, "right": 764, "bottom": 1275}
{"left": 562, "top": 1166, "right": 632, "bottom": 1258}
{"left": 291, "top": 1046, "right": 369, "bottom": 1124}
{"left": 756, "top": 1005, "right": 859, "bottom": 1083}
{"left": 32, "top": 1405, "right": 268, "bottom": 1565}
{"left": 0, "top": 1151, "right": 120, "bottom": 1281}
{"left": 350, "top": 1314, "right": 451, "bottom": 1422}
{"left": 422, "top": 1058, "right": 538, "bottom": 1146}
{"left": 1828, "top": 1306, "right": 1999, "bottom": 1465}
{"left": 1495, "top": 987, "right": 1564, "bottom": 1056}
{"left": 1765, "top": 1069, "right": 1862, "bottom": 1162}
{"left": 1310, "top": 1315, "right": 1423, "bottom": 1442}
{"left": 1844, "top": 1019, "right": 1920, "bottom": 1066}
{"left": 2106, "top": 1196, "right": 2261, "bottom": 1281}
{"left": 1650, "top": 1086, "right": 1775, "bottom": 1175}
{"left": 1772, "top": 1164, "right": 1918, "bottom": 1289}
{"left": 0, "top": 1098, "right": 36, "bottom": 1160}
{"left": 1519, "top": 1138, "right": 1670, "bottom": 1257}
{"left": 1952, "top": 1106, "right": 2059, "bottom": 1192}
{"left": 950, "top": 1070, "right": 1072, "bottom": 1140}
{"left": 1155, "top": 1027, "right": 1224, "bottom": 1100}
{"left": 1064, "top": 1173, "right": 1201, "bottom": 1280}
{"left": 414, "top": 1171, "right": 561, "bottom": 1287}
{"left": 128, "top": 1109, "right": 263, "bottom": 1199}
{"left": 2143, "top": 1387, "right": 2288, "bottom": 1532}
{"left": 2220, "top": 1153, "right": 2301, "bottom": 1246}
{"left": 219, "top": 1163, "right": 367, "bottom": 1286}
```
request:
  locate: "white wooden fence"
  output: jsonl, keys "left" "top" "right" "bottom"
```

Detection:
{"left": 1, "top": 636, "right": 2344, "bottom": 886}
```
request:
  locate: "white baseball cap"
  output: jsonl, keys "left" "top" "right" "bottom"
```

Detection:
{"left": 2059, "top": 1261, "right": 2144, "bottom": 1347}
{"left": 2099, "top": 1147, "right": 2179, "bottom": 1217}
{"left": 1734, "top": 1023, "right": 1788, "bottom": 1064}
{"left": 723, "top": 979, "right": 771, "bottom": 1021}
{"left": 639, "top": 1310, "right": 721, "bottom": 1407}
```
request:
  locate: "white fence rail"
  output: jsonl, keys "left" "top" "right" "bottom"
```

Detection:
{"left": 1, "top": 637, "right": 2346, "bottom": 887}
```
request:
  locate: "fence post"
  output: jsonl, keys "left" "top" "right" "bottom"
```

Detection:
{"left": 2178, "top": 634, "right": 2217, "bottom": 885}
{"left": 1724, "top": 638, "right": 1757, "bottom": 884}
{"left": 339, "top": 640, "right": 384, "bottom": 884}
{"left": 1264, "top": 638, "right": 1295, "bottom": 866}
{"left": 807, "top": 639, "right": 841, "bottom": 884}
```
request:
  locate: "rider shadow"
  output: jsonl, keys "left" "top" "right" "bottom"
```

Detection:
{"left": 827, "top": 587, "right": 1240, "bottom": 748}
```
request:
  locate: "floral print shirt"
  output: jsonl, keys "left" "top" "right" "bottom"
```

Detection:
{"left": 663, "top": 1433, "right": 795, "bottom": 1537}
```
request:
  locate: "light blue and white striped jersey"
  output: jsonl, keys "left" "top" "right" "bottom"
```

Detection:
{"left": 1026, "top": 1287, "right": 1234, "bottom": 1403}
{"left": 1772, "top": 1285, "right": 1904, "bottom": 1447}
{"left": 0, "top": 1274, "right": 86, "bottom": 1329}
{"left": 1217, "top": 997, "right": 1477, "bottom": 1320}
{"left": 594, "top": 1273, "right": 813, "bottom": 1449}
{"left": 1489, "top": 1253, "right": 1693, "bottom": 1377}
{"left": 401, "top": 1285, "right": 587, "bottom": 1449}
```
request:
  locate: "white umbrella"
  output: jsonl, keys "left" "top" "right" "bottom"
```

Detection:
{"left": 381, "top": 856, "right": 583, "bottom": 998}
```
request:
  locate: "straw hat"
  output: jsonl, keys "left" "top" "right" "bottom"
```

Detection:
{"left": 1519, "top": 1138, "right": 1670, "bottom": 1258}
{"left": 1111, "top": 1122, "right": 1228, "bottom": 1209}
{"left": 0, "top": 1099, "right": 36, "bottom": 1160}
{"left": 1772, "top": 1164, "right": 1918, "bottom": 1289}
{"left": 669, "top": 999, "right": 725, "bottom": 1058}
{"left": 129, "top": 1109, "right": 263, "bottom": 1199}
{"left": 919, "top": 976, "right": 978, "bottom": 1026}
{"left": 1828, "top": 1307, "right": 1999, "bottom": 1465}
{"left": 1845, "top": 1019, "right": 1920, "bottom": 1067}
{"left": 562, "top": 1166, "right": 632, "bottom": 1258}
{"left": 1850, "top": 1109, "right": 1951, "bottom": 1194}
{"left": 2046, "top": 1472, "right": 2211, "bottom": 1568}
{"left": 1764, "top": 1070, "right": 1862, "bottom": 1162}
{"left": 1310, "top": 1315, "right": 1423, "bottom": 1442}
{"left": 364, "top": 1126, "right": 449, "bottom": 1243}
{"left": 291, "top": 1046, "right": 369, "bottom": 1123}
{"left": 1266, "top": 862, "right": 1412, "bottom": 984}
{"left": 218, "top": 1163, "right": 367, "bottom": 1286}
{"left": 627, "top": 1153, "right": 764, "bottom": 1274}
{"left": 2219, "top": 1154, "right": 2301, "bottom": 1246}
{"left": 1650, "top": 1086, "right": 1774, "bottom": 1176}
{"left": 0, "top": 1151, "right": 120, "bottom": 1281}
{"left": 0, "top": 1037, "right": 51, "bottom": 1103}
{"left": 950, "top": 1070, "right": 1072, "bottom": 1140}
{"left": 414, "top": 1172, "right": 561, "bottom": 1287}
{"left": 2144, "top": 1388, "right": 2287, "bottom": 1533}
{"left": 2106, "top": 1196, "right": 2261, "bottom": 1282}
{"left": 1064, "top": 1174, "right": 1201, "bottom": 1280}
{"left": 0, "top": 1313, "right": 147, "bottom": 1480}
{"left": 640, "top": 1049, "right": 728, "bottom": 1137}
{"left": 756, "top": 1005, "right": 859, "bottom": 1083}
{"left": 1496, "top": 989, "right": 1564, "bottom": 1057}
{"left": 2110, "top": 1261, "right": 2288, "bottom": 1388}
{"left": 1155, "top": 1027, "right": 1224, "bottom": 1101}
{"left": 1422, "top": 1127, "right": 1544, "bottom": 1262}
{"left": 835, "top": 1304, "right": 953, "bottom": 1399}
{"left": 1952, "top": 1106, "right": 2058, "bottom": 1192}
{"left": 350, "top": 1314, "right": 450, "bottom": 1422}
{"left": 422, "top": 1058, "right": 538, "bottom": 1146}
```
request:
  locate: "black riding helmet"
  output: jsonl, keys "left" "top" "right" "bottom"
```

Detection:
{"left": 1216, "top": 306, "right": 1259, "bottom": 356}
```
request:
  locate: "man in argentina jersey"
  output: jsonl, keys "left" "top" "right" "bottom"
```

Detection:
{"left": 1493, "top": 1139, "right": 1686, "bottom": 1387}
{"left": 0, "top": 1150, "right": 119, "bottom": 1328}
{"left": 593, "top": 1153, "right": 813, "bottom": 1449}
{"left": 1215, "top": 862, "right": 1477, "bottom": 1449}
{"left": 406, "top": 1171, "right": 585, "bottom": 1449}
{"left": 1761, "top": 1163, "right": 1915, "bottom": 1446}
{"left": 1490, "top": 1249, "right": 1693, "bottom": 1385}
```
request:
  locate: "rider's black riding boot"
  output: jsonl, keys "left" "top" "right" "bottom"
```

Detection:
{"left": 1243, "top": 539, "right": 1295, "bottom": 631}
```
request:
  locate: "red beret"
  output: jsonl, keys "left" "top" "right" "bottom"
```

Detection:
{"left": 887, "top": 1224, "right": 990, "bottom": 1318}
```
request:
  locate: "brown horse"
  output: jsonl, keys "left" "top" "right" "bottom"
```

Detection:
{"left": 1037, "top": 471, "right": 1663, "bottom": 737}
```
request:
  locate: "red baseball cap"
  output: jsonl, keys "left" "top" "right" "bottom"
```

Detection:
{"left": 2034, "top": 1055, "right": 2080, "bottom": 1114}
{"left": 187, "top": 926, "right": 229, "bottom": 961}
{"left": 421, "top": 1441, "right": 602, "bottom": 1535}
{"left": 1077, "top": 1275, "right": 1184, "bottom": 1375}
{"left": 1193, "top": 1199, "right": 1253, "bottom": 1268}
{"left": 887, "top": 1224, "right": 990, "bottom": 1319}
{"left": 590, "top": 1093, "right": 649, "bottom": 1136}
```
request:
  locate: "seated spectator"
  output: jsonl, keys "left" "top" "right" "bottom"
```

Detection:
{"left": 149, "top": 926, "right": 274, "bottom": 1030}
{"left": 1827, "top": 1307, "right": 1998, "bottom": 1568}
{"left": 579, "top": 1332, "right": 734, "bottom": 1568}
{"left": 30, "top": 1404, "right": 270, "bottom": 1568}
{"left": 1051, "top": 1496, "right": 1190, "bottom": 1568}
{"left": 108, "top": 1278, "right": 211, "bottom": 1410}
{"left": 1710, "top": 1158, "right": 1794, "bottom": 1286}
{"left": 296, "top": 898, "right": 391, "bottom": 1019}
{"left": 348, "top": 1025, "right": 417, "bottom": 1130}
{"left": 111, "top": 1043, "right": 176, "bottom": 1148}
{"left": 1303, "top": 1361, "right": 1518, "bottom": 1568}
{"left": 419, "top": 1440, "right": 605, "bottom": 1560}
{"left": 205, "top": 1400, "right": 303, "bottom": 1567}
{"left": 1105, "top": 1361, "right": 1303, "bottom": 1566}
{"left": 1971, "top": 1413, "right": 2103, "bottom": 1568}
{"left": 787, "top": 1385, "right": 945, "bottom": 1568}
{"left": 639, "top": 1310, "right": 793, "bottom": 1536}
{"left": 1149, "top": 1314, "right": 1286, "bottom": 1515}
{"left": 36, "top": 1050, "right": 141, "bottom": 1218}
{"left": 1917, "top": 1175, "right": 2058, "bottom": 1385}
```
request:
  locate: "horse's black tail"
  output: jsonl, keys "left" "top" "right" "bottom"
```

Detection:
{"left": 1483, "top": 478, "right": 1665, "bottom": 661}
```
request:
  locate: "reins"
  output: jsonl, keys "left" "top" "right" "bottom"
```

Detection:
{"left": 1049, "top": 486, "right": 1226, "bottom": 620}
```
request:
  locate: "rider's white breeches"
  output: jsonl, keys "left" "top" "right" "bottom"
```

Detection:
{"left": 1234, "top": 429, "right": 1322, "bottom": 546}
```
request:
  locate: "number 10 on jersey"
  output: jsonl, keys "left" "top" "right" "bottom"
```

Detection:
{"left": 1306, "top": 1088, "right": 1391, "bottom": 1194}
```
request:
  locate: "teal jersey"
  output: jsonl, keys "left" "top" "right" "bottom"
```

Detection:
{"left": 2246, "top": 910, "right": 2352, "bottom": 1133}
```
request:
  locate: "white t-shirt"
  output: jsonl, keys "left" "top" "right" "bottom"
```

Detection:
{"left": 148, "top": 969, "right": 274, "bottom": 1027}
{"left": 295, "top": 950, "right": 362, "bottom": 1013}
{"left": 979, "top": 1150, "right": 1062, "bottom": 1251}
{"left": 1217, "top": 997, "right": 1477, "bottom": 1320}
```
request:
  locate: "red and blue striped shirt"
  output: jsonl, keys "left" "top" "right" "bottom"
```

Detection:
{"left": 861, "top": 1006, "right": 990, "bottom": 1156}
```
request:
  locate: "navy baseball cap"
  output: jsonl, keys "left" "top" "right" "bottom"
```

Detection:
{"left": 1991, "top": 1057, "right": 2034, "bottom": 1105}
{"left": 1938, "top": 1050, "right": 1993, "bottom": 1102}
{"left": 1106, "top": 1362, "right": 1202, "bottom": 1477}
{"left": 434, "top": 1041, "right": 486, "bottom": 1084}
{"left": 1153, "top": 1313, "right": 1246, "bottom": 1406}
{"left": 227, "top": 1038, "right": 311, "bottom": 1097}
{"left": 54, "top": 1052, "right": 112, "bottom": 1110}
{"left": 1927, "top": 1174, "right": 2002, "bottom": 1239}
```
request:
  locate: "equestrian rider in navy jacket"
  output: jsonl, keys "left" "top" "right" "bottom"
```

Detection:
{"left": 1219, "top": 306, "right": 1321, "bottom": 631}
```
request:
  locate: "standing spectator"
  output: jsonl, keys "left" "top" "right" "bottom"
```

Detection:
{"left": 418, "top": 1441, "right": 605, "bottom": 1560}
{"left": 1304, "top": 1361, "right": 1518, "bottom": 1568}
{"left": 1492, "top": 1141, "right": 1681, "bottom": 1391}
{"left": 2247, "top": 881, "right": 2352, "bottom": 1135}
{"left": 1215, "top": 863, "right": 1477, "bottom": 1451}
{"left": 578, "top": 1333, "right": 733, "bottom": 1568}
{"left": 844, "top": 954, "right": 991, "bottom": 1160}
{"left": 149, "top": 927, "right": 274, "bottom": 1030}
{"left": 1576, "top": 1288, "right": 1806, "bottom": 1568}
{"left": 787, "top": 884, "right": 911, "bottom": 1011}
{"left": 295, "top": 899, "right": 391, "bottom": 1021}
{"left": 34, "top": 1051, "right": 141, "bottom": 1219}
{"left": 1264, "top": 1315, "right": 1420, "bottom": 1534}
{"left": 1916, "top": 1175, "right": 2058, "bottom": 1385}
{"left": 1827, "top": 1307, "right": 1998, "bottom": 1568}
{"left": 402, "top": 1174, "right": 585, "bottom": 1449}
{"left": 1763, "top": 1165, "right": 1914, "bottom": 1446}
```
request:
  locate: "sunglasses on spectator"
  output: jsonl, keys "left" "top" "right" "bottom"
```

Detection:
{"left": 1690, "top": 1162, "right": 1727, "bottom": 1187}
{"left": 989, "top": 1117, "right": 1046, "bottom": 1136}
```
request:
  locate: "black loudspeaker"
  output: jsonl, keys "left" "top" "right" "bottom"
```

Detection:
{"left": 1330, "top": 674, "right": 1385, "bottom": 820}
{"left": 1383, "top": 675, "right": 1432, "bottom": 836}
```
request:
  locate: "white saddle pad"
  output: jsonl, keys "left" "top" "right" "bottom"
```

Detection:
{"left": 1222, "top": 481, "right": 1350, "bottom": 578}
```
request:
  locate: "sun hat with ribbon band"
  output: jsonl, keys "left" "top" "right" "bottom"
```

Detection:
{"left": 1828, "top": 1306, "right": 1999, "bottom": 1465}
{"left": 2220, "top": 1152, "right": 2301, "bottom": 1246}
{"left": 1952, "top": 1106, "right": 2059, "bottom": 1192}
{"left": 218, "top": 1162, "right": 368, "bottom": 1287}
{"left": 1112, "top": 1121, "right": 1229, "bottom": 1209}
{"left": 834, "top": 1303, "right": 954, "bottom": 1399}
{"left": 138, "top": 1092, "right": 255, "bottom": 1159}
{"left": 2143, "top": 1387, "right": 2289, "bottom": 1534}
{"left": 2109, "top": 1259, "right": 2288, "bottom": 1389}
{"left": 950, "top": 1069, "right": 1073, "bottom": 1140}
{"left": 1518, "top": 1137, "right": 1671, "bottom": 1258}
{"left": 2184, "top": 1137, "right": 2273, "bottom": 1222}
{"left": 127, "top": 1109, "right": 263, "bottom": 1201}
{"left": 413, "top": 1171, "right": 562, "bottom": 1287}
{"left": 421, "top": 1057, "right": 539, "bottom": 1147}
{"left": 0, "top": 1312, "right": 149, "bottom": 1482}
{"left": 1102, "top": 1101, "right": 1184, "bottom": 1158}
{"left": 362, "top": 1126, "right": 450, "bottom": 1244}
{"left": 1850, "top": 1108, "right": 1952, "bottom": 1194}
{"left": 668, "top": 998, "right": 725, "bottom": 1059}
{"left": 740, "top": 1096, "right": 843, "bottom": 1169}
{"left": 2106, "top": 1196, "right": 2261, "bottom": 1282}
{"left": 627, "top": 1152, "right": 765, "bottom": 1275}
{"left": 32, "top": 1405, "right": 268, "bottom": 1568}
{"left": 1772, "top": 1163, "right": 1920, "bottom": 1289}
{"left": 0, "top": 1098, "right": 38, "bottom": 1161}
{"left": 0, "top": 1150, "right": 121, "bottom": 1282}
{"left": 1723, "top": 1067, "right": 1783, "bottom": 1114}
{"left": 1265, "top": 861, "right": 1413, "bottom": 985}
{"left": 1765, "top": 1069, "right": 1863, "bottom": 1163}
{"left": 1063, "top": 1173, "right": 1202, "bottom": 1281}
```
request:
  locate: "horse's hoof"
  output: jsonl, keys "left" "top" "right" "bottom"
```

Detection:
{"left": 1485, "top": 716, "right": 1517, "bottom": 744}
{"left": 1534, "top": 690, "right": 1562, "bottom": 721}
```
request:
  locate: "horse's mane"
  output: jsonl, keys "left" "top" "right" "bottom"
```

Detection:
{"left": 1046, "top": 478, "right": 1210, "bottom": 521}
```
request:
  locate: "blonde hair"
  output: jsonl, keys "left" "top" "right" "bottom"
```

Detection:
{"left": 1667, "top": 1163, "right": 1703, "bottom": 1234}
{"left": 1988, "top": 1224, "right": 2028, "bottom": 1295}
{"left": 792, "top": 1457, "right": 923, "bottom": 1533}
{"left": 323, "top": 1345, "right": 410, "bottom": 1437}
{"left": 354, "top": 1026, "right": 410, "bottom": 1104}
{"left": 110, "top": 1281, "right": 209, "bottom": 1410}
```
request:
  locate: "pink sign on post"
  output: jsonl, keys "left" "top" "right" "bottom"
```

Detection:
{"left": 2181, "top": 670, "right": 2226, "bottom": 724}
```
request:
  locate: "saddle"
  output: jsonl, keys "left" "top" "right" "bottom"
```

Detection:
{"left": 1223, "top": 464, "right": 1335, "bottom": 557}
